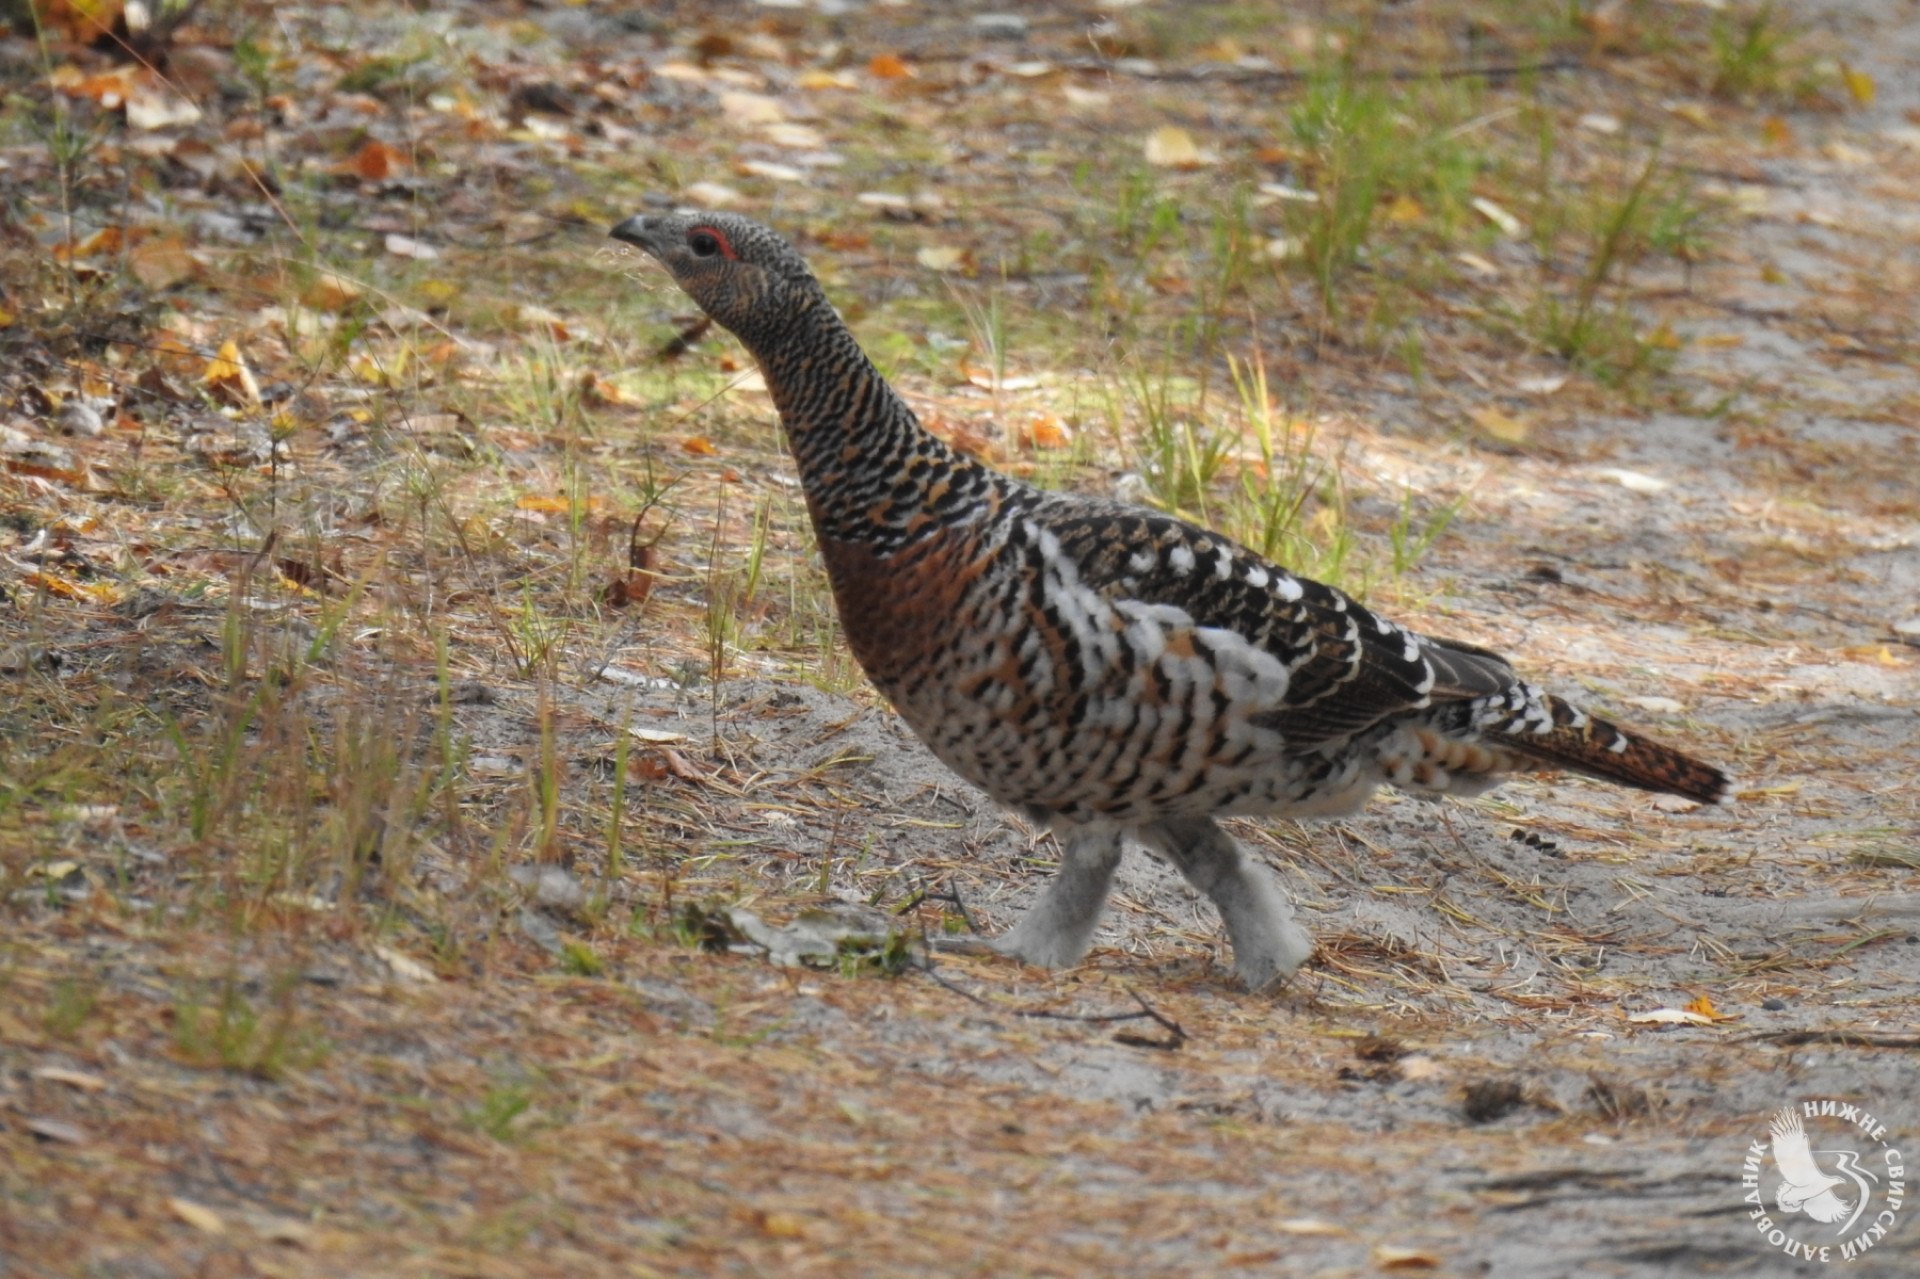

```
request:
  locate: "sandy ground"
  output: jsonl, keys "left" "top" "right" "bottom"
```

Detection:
{"left": 4, "top": 1, "right": 1918, "bottom": 1275}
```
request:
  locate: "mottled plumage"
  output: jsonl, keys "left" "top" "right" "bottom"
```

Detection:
{"left": 612, "top": 210, "right": 1729, "bottom": 988}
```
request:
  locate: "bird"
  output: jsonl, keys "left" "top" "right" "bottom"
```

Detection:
{"left": 1769, "top": 1106, "right": 1870, "bottom": 1229}
{"left": 609, "top": 210, "right": 1730, "bottom": 989}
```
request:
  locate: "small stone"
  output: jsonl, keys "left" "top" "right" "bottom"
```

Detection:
{"left": 1763, "top": 997, "right": 1787, "bottom": 1011}
{"left": 57, "top": 400, "right": 106, "bottom": 436}
{"left": 508, "top": 864, "right": 589, "bottom": 911}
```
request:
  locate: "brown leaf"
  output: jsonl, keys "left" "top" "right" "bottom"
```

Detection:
{"left": 867, "top": 53, "right": 914, "bottom": 80}
{"left": 276, "top": 554, "right": 344, "bottom": 592}
{"left": 5, "top": 460, "right": 93, "bottom": 490}
{"left": 1014, "top": 411, "right": 1071, "bottom": 451}
{"left": 53, "top": 225, "right": 125, "bottom": 262}
{"left": 48, "top": 61, "right": 140, "bottom": 106}
{"left": 341, "top": 139, "right": 409, "bottom": 182}
{"left": 604, "top": 572, "right": 654, "bottom": 608}
{"left": 681, "top": 436, "right": 717, "bottom": 456}
{"left": 128, "top": 236, "right": 200, "bottom": 289}
{"left": 303, "top": 270, "right": 365, "bottom": 312}
{"left": 580, "top": 373, "right": 635, "bottom": 406}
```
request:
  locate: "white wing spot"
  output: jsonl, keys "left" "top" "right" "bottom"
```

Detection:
{"left": 1272, "top": 575, "right": 1304, "bottom": 602}
{"left": 1128, "top": 550, "right": 1155, "bottom": 573}
{"left": 1244, "top": 567, "right": 1270, "bottom": 590}
{"left": 1167, "top": 544, "right": 1196, "bottom": 574}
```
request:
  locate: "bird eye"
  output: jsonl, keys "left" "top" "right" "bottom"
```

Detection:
{"left": 688, "top": 230, "right": 721, "bottom": 258}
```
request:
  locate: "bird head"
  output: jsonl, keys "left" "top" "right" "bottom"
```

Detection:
{"left": 609, "top": 210, "right": 826, "bottom": 347}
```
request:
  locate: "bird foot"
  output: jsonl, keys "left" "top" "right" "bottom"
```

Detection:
{"left": 926, "top": 928, "right": 1090, "bottom": 971}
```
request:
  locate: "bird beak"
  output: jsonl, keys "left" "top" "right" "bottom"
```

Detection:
{"left": 609, "top": 214, "right": 669, "bottom": 258}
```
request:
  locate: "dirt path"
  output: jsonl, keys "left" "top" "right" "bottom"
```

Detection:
{"left": 2, "top": 1, "right": 1917, "bottom": 1276}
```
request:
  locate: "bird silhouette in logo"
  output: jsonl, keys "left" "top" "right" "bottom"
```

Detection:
{"left": 1770, "top": 1106, "right": 1877, "bottom": 1233}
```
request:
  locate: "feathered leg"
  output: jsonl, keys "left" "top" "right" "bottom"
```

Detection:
{"left": 990, "top": 827, "right": 1125, "bottom": 970}
{"left": 1137, "top": 817, "right": 1313, "bottom": 989}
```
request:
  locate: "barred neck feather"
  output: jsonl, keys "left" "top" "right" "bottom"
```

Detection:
{"left": 751, "top": 304, "right": 1005, "bottom": 549}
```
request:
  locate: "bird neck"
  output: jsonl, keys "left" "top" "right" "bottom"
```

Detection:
{"left": 748, "top": 311, "right": 994, "bottom": 548}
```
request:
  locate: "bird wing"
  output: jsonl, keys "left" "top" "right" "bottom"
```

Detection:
{"left": 1771, "top": 1107, "right": 1841, "bottom": 1203}
{"left": 1799, "top": 1189, "right": 1853, "bottom": 1225}
{"left": 1039, "top": 505, "right": 1513, "bottom": 747}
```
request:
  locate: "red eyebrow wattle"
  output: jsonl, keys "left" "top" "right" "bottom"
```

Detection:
{"left": 695, "top": 226, "right": 738, "bottom": 259}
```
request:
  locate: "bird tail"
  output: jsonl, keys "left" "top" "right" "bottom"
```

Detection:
{"left": 1489, "top": 694, "right": 1730, "bottom": 805}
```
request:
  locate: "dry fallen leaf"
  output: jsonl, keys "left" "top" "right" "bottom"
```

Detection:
{"left": 962, "top": 365, "right": 1038, "bottom": 392}
{"left": 737, "top": 159, "right": 805, "bottom": 184}
{"left": 797, "top": 69, "right": 858, "bottom": 91}
{"left": 53, "top": 225, "right": 126, "bottom": 262}
{"left": 1398, "top": 1055, "right": 1446, "bottom": 1082}
{"left": 1373, "top": 1244, "right": 1442, "bottom": 1270}
{"left": 1683, "top": 994, "right": 1737, "bottom": 1022}
{"left": 203, "top": 339, "right": 262, "bottom": 407}
{"left": 580, "top": 372, "right": 635, "bottom": 406}
{"left": 342, "top": 139, "right": 408, "bottom": 181}
{"left": 867, "top": 53, "right": 914, "bottom": 80}
{"left": 1274, "top": 1219, "right": 1349, "bottom": 1237}
{"left": 302, "top": 271, "right": 364, "bottom": 312}
{"left": 32, "top": 1066, "right": 108, "bottom": 1092}
{"left": 126, "top": 88, "right": 203, "bottom": 131}
{"left": 1842, "top": 63, "right": 1876, "bottom": 106}
{"left": 515, "top": 304, "right": 571, "bottom": 341}
{"left": 128, "top": 236, "right": 200, "bottom": 289}
{"left": 1144, "top": 125, "right": 1205, "bottom": 168}
{"left": 372, "top": 944, "right": 435, "bottom": 984}
{"left": 1017, "top": 412, "right": 1072, "bottom": 450}
{"left": 719, "top": 91, "right": 785, "bottom": 127}
{"left": 1627, "top": 1007, "right": 1714, "bottom": 1027}
{"left": 27, "top": 1117, "right": 89, "bottom": 1145}
{"left": 1594, "top": 467, "right": 1671, "bottom": 494}
{"left": 167, "top": 1197, "right": 227, "bottom": 1235}
{"left": 683, "top": 181, "right": 744, "bottom": 208}
{"left": 1471, "top": 196, "right": 1523, "bottom": 237}
{"left": 915, "top": 245, "right": 968, "bottom": 273}
{"left": 1468, "top": 405, "right": 1530, "bottom": 445}
{"left": 384, "top": 233, "right": 440, "bottom": 260}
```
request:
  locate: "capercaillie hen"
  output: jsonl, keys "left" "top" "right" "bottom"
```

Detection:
{"left": 611, "top": 210, "right": 1730, "bottom": 990}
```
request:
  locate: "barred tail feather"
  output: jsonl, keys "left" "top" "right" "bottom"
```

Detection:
{"left": 1492, "top": 695, "right": 1730, "bottom": 805}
